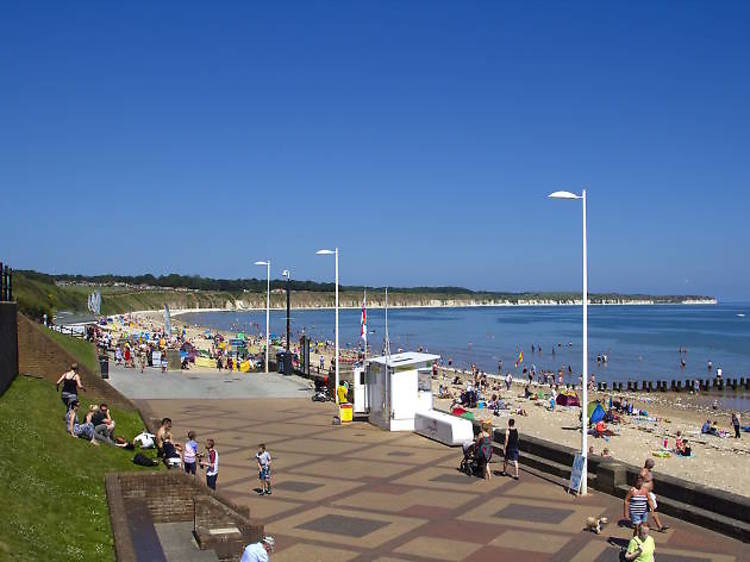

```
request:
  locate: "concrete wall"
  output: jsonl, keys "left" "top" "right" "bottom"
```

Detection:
{"left": 16, "top": 314, "right": 134, "bottom": 409}
{"left": 0, "top": 302, "right": 19, "bottom": 397}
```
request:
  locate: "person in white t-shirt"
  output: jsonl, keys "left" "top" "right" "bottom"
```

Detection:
{"left": 240, "top": 536, "right": 274, "bottom": 562}
{"left": 256, "top": 443, "right": 272, "bottom": 496}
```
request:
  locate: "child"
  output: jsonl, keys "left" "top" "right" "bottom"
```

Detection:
{"left": 160, "top": 353, "right": 168, "bottom": 374}
{"left": 183, "top": 431, "right": 198, "bottom": 475}
{"left": 200, "top": 438, "right": 219, "bottom": 490}
{"left": 256, "top": 443, "right": 272, "bottom": 496}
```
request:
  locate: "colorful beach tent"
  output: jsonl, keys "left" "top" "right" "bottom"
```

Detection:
{"left": 556, "top": 392, "right": 580, "bottom": 407}
{"left": 587, "top": 402, "right": 606, "bottom": 425}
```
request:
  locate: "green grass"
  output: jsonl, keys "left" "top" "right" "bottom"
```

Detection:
{"left": 46, "top": 330, "right": 100, "bottom": 374}
{"left": 0, "top": 376, "right": 160, "bottom": 561}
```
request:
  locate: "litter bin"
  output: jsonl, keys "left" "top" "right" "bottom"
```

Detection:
{"left": 276, "top": 351, "right": 293, "bottom": 375}
{"left": 99, "top": 355, "right": 109, "bottom": 379}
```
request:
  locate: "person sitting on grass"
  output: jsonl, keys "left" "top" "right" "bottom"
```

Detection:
{"left": 155, "top": 417, "right": 172, "bottom": 457}
{"left": 162, "top": 433, "right": 183, "bottom": 468}
{"left": 66, "top": 400, "right": 98, "bottom": 446}
{"left": 90, "top": 402, "right": 115, "bottom": 441}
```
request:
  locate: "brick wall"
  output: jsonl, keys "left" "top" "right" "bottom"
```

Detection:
{"left": 107, "top": 471, "right": 263, "bottom": 562}
{"left": 16, "top": 314, "right": 134, "bottom": 409}
{"left": 0, "top": 302, "right": 18, "bottom": 397}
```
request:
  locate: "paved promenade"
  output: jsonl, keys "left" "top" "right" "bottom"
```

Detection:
{"left": 139, "top": 396, "right": 749, "bottom": 561}
{"left": 107, "top": 365, "right": 312, "bottom": 399}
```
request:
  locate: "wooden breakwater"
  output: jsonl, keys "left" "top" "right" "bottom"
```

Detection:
{"left": 597, "top": 377, "right": 750, "bottom": 394}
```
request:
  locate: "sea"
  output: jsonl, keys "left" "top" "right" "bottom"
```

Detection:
{"left": 179, "top": 302, "right": 750, "bottom": 391}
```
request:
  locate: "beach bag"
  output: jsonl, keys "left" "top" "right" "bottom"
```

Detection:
{"left": 132, "top": 453, "right": 158, "bottom": 467}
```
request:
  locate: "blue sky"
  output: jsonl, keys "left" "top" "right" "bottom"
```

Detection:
{"left": 1, "top": 2, "right": 748, "bottom": 299}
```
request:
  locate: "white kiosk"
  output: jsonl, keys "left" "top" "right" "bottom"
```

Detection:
{"left": 353, "top": 352, "right": 474, "bottom": 445}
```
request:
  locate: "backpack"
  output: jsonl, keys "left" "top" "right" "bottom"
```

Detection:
{"left": 133, "top": 453, "right": 159, "bottom": 467}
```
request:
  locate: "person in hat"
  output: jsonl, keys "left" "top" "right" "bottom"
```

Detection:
{"left": 240, "top": 536, "right": 275, "bottom": 562}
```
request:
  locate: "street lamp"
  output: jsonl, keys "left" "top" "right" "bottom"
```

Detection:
{"left": 548, "top": 188, "right": 589, "bottom": 495}
{"left": 282, "top": 269, "right": 291, "bottom": 352}
{"left": 254, "top": 260, "right": 271, "bottom": 373}
{"left": 316, "top": 248, "right": 339, "bottom": 403}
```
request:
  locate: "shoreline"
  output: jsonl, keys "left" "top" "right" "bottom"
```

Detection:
{"left": 167, "top": 299, "right": 719, "bottom": 317}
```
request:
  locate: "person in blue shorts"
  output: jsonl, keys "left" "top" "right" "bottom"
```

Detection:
{"left": 256, "top": 443, "right": 272, "bottom": 496}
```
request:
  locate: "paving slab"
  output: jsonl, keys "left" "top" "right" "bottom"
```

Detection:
{"left": 135, "top": 394, "right": 750, "bottom": 561}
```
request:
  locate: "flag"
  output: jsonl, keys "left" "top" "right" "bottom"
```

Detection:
{"left": 360, "top": 290, "right": 367, "bottom": 345}
{"left": 515, "top": 351, "right": 524, "bottom": 368}
{"left": 164, "top": 305, "right": 172, "bottom": 338}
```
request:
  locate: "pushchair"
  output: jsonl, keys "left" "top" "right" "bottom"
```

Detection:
{"left": 459, "top": 442, "right": 481, "bottom": 477}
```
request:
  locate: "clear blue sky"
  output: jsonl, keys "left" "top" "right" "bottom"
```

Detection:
{"left": 2, "top": 2, "right": 748, "bottom": 299}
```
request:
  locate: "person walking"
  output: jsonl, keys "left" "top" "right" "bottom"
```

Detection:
{"left": 624, "top": 475, "right": 655, "bottom": 536}
{"left": 640, "top": 459, "right": 670, "bottom": 532}
{"left": 732, "top": 412, "right": 741, "bottom": 439}
{"left": 501, "top": 418, "right": 520, "bottom": 480}
{"left": 56, "top": 363, "right": 85, "bottom": 408}
{"left": 623, "top": 523, "right": 655, "bottom": 562}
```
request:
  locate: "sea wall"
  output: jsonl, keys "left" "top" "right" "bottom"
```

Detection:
{"left": 0, "top": 302, "right": 19, "bottom": 397}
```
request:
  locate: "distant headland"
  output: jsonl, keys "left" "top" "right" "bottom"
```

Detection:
{"left": 14, "top": 270, "right": 717, "bottom": 318}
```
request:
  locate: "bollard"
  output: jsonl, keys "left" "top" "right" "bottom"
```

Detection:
{"left": 730, "top": 378, "right": 738, "bottom": 390}
{"left": 627, "top": 381, "right": 633, "bottom": 392}
{"left": 702, "top": 379, "right": 710, "bottom": 391}
{"left": 660, "top": 380, "right": 667, "bottom": 392}
{"left": 676, "top": 381, "right": 682, "bottom": 391}
{"left": 597, "top": 382, "right": 603, "bottom": 392}
{"left": 642, "top": 380, "right": 649, "bottom": 391}
{"left": 716, "top": 378, "right": 724, "bottom": 390}
{"left": 647, "top": 381, "right": 653, "bottom": 392}
{"left": 602, "top": 382, "right": 608, "bottom": 391}
{"left": 670, "top": 380, "right": 677, "bottom": 391}
{"left": 745, "top": 378, "right": 750, "bottom": 390}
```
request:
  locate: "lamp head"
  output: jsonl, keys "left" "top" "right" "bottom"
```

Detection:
{"left": 548, "top": 190, "right": 582, "bottom": 200}
{"left": 254, "top": 260, "right": 269, "bottom": 266}
{"left": 316, "top": 249, "right": 335, "bottom": 255}
{"left": 281, "top": 269, "right": 290, "bottom": 278}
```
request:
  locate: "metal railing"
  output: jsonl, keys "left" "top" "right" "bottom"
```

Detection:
{"left": 0, "top": 263, "right": 11, "bottom": 302}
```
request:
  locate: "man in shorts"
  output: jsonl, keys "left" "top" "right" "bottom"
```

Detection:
{"left": 640, "top": 459, "right": 670, "bottom": 532}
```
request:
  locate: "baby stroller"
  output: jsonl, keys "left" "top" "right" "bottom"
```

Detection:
{"left": 459, "top": 442, "right": 481, "bottom": 477}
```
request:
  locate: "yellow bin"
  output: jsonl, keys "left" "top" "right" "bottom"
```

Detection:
{"left": 339, "top": 403, "right": 353, "bottom": 423}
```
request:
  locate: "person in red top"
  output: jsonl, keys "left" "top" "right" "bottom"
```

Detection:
{"left": 200, "top": 439, "right": 219, "bottom": 490}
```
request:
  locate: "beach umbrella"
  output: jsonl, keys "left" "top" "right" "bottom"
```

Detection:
{"left": 587, "top": 402, "right": 606, "bottom": 425}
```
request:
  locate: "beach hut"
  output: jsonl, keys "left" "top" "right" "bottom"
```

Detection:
{"left": 587, "top": 402, "right": 606, "bottom": 425}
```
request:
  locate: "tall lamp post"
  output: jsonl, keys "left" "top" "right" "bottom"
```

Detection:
{"left": 548, "top": 189, "right": 588, "bottom": 495}
{"left": 316, "top": 248, "right": 339, "bottom": 404}
{"left": 282, "top": 269, "right": 291, "bottom": 352}
{"left": 254, "top": 260, "right": 271, "bottom": 373}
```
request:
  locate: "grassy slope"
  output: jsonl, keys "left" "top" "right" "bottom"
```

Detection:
{"left": 0, "top": 333, "right": 160, "bottom": 561}
{"left": 47, "top": 329, "right": 100, "bottom": 374}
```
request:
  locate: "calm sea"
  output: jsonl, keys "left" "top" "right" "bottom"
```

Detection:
{"left": 179, "top": 303, "right": 750, "bottom": 387}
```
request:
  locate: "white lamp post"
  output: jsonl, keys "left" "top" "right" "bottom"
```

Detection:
{"left": 548, "top": 189, "right": 588, "bottom": 495}
{"left": 254, "top": 260, "right": 271, "bottom": 373}
{"left": 316, "top": 248, "right": 339, "bottom": 403}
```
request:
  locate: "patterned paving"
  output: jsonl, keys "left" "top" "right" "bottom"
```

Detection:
{"left": 142, "top": 398, "right": 750, "bottom": 561}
